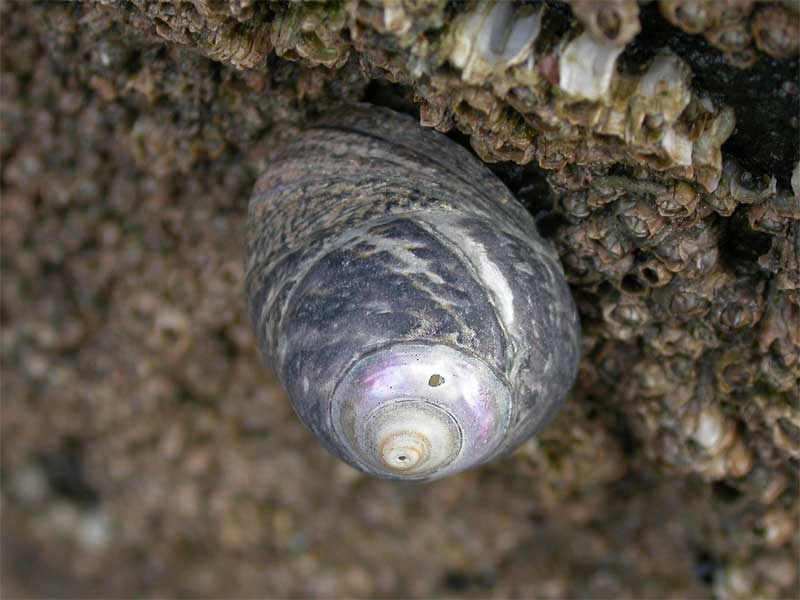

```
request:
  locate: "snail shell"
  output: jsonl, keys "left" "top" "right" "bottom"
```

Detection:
{"left": 246, "top": 105, "right": 580, "bottom": 482}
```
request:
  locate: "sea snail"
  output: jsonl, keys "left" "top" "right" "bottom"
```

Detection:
{"left": 246, "top": 105, "right": 580, "bottom": 482}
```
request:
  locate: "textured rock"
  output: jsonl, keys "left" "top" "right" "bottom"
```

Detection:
{"left": 1, "top": 1, "right": 798, "bottom": 598}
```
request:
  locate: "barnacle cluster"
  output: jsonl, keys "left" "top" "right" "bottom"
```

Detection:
{"left": 2, "top": 1, "right": 798, "bottom": 597}
{"left": 552, "top": 161, "right": 799, "bottom": 472}
{"left": 106, "top": 0, "right": 738, "bottom": 187}
{"left": 661, "top": 0, "right": 800, "bottom": 66}
{"left": 352, "top": 0, "right": 736, "bottom": 191}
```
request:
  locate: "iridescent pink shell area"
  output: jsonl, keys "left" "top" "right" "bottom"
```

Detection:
{"left": 331, "top": 344, "right": 512, "bottom": 481}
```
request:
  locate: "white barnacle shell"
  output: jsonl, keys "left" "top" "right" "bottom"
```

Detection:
{"left": 625, "top": 52, "right": 694, "bottom": 166}
{"left": 569, "top": 0, "right": 641, "bottom": 47}
{"left": 630, "top": 52, "right": 692, "bottom": 130}
{"left": 558, "top": 32, "right": 624, "bottom": 102}
{"left": 450, "top": 1, "right": 542, "bottom": 86}
{"left": 246, "top": 105, "right": 581, "bottom": 481}
{"left": 693, "top": 105, "right": 737, "bottom": 192}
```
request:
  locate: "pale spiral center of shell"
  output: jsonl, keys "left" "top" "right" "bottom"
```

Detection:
{"left": 379, "top": 431, "right": 429, "bottom": 471}
{"left": 361, "top": 401, "right": 462, "bottom": 476}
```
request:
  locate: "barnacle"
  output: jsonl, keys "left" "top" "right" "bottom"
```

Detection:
{"left": 750, "top": 4, "right": 800, "bottom": 60}
{"left": 661, "top": 0, "right": 799, "bottom": 64}
{"left": 448, "top": 1, "right": 542, "bottom": 86}
{"left": 568, "top": 0, "right": 641, "bottom": 46}
{"left": 271, "top": 2, "right": 349, "bottom": 68}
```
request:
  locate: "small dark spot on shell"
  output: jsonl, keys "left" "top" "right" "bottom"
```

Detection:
{"left": 428, "top": 374, "right": 445, "bottom": 387}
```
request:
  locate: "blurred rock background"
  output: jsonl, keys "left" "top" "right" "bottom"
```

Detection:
{"left": 1, "top": 1, "right": 797, "bottom": 598}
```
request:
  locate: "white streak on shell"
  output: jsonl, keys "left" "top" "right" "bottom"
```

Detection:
{"left": 475, "top": 246, "right": 516, "bottom": 328}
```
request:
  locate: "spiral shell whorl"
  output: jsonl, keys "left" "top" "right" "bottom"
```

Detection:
{"left": 330, "top": 343, "right": 513, "bottom": 480}
{"left": 247, "top": 105, "right": 580, "bottom": 481}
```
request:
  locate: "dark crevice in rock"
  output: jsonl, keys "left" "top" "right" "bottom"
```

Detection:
{"left": 625, "top": 2, "right": 800, "bottom": 186}
{"left": 718, "top": 206, "right": 774, "bottom": 277}
{"left": 40, "top": 437, "right": 99, "bottom": 507}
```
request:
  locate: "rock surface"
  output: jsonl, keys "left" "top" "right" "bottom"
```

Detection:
{"left": 1, "top": 1, "right": 798, "bottom": 597}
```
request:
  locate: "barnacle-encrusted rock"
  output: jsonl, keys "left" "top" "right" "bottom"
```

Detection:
{"left": 750, "top": 4, "right": 800, "bottom": 60}
{"left": 2, "top": 1, "right": 799, "bottom": 598}
{"left": 311, "top": 0, "right": 738, "bottom": 188}
{"left": 660, "top": 0, "right": 800, "bottom": 64}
